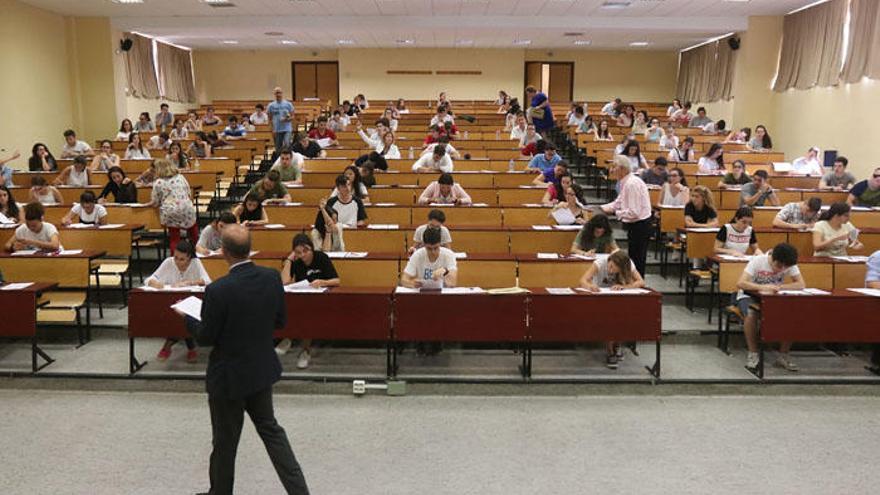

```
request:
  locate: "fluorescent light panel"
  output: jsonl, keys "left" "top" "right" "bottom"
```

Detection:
{"left": 112, "top": 0, "right": 144, "bottom": 3}
{"left": 629, "top": 41, "right": 649, "bottom": 46}
{"left": 574, "top": 40, "right": 592, "bottom": 46}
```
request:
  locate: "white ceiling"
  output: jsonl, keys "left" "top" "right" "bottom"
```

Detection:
{"left": 21, "top": 0, "right": 815, "bottom": 50}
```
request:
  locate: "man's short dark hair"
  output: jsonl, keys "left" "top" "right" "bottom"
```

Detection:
{"left": 256, "top": 104, "right": 264, "bottom": 110}
{"left": 544, "top": 142, "right": 556, "bottom": 152}
{"left": 438, "top": 173, "right": 454, "bottom": 185}
{"left": 335, "top": 174, "right": 348, "bottom": 187}
{"left": 218, "top": 211, "right": 237, "bottom": 225}
{"left": 376, "top": 118, "right": 390, "bottom": 128}
{"left": 614, "top": 98, "right": 622, "bottom": 104}
{"left": 24, "top": 202, "right": 44, "bottom": 221}
{"left": 159, "top": 132, "right": 170, "bottom": 140}
{"left": 805, "top": 197, "right": 822, "bottom": 212}
{"left": 221, "top": 229, "right": 251, "bottom": 259}
{"left": 753, "top": 170, "right": 769, "bottom": 180}
{"left": 835, "top": 156, "right": 848, "bottom": 167}
{"left": 771, "top": 243, "right": 798, "bottom": 268}
{"left": 79, "top": 191, "right": 97, "bottom": 204}
{"left": 525, "top": 86, "right": 537, "bottom": 94}
{"left": 316, "top": 116, "right": 328, "bottom": 124}
{"left": 654, "top": 157, "right": 668, "bottom": 167}
{"left": 423, "top": 226, "right": 442, "bottom": 245}
{"left": 265, "top": 170, "right": 281, "bottom": 182}
{"left": 160, "top": 103, "right": 169, "bottom": 109}
{"left": 63, "top": 129, "right": 76, "bottom": 138}
{"left": 433, "top": 144, "right": 447, "bottom": 158}
{"left": 697, "top": 106, "right": 706, "bottom": 113}
{"left": 280, "top": 148, "right": 292, "bottom": 157}
{"left": 427, "top": 209, "right": 446, "bottom": 223}
{"left": 556, "top": 160, "right": 569, "bottom": 169}
{"left": 74, "top": 155, "right": 88, "bottom": 166}
{"left": 228, "top": 115, "right": 238, "bottom": 123}
{"left": 683, "top": 137, "right": 695, "bottom": 145}
{"left": 292, "top": 233, "right": 313, "bottom": 250}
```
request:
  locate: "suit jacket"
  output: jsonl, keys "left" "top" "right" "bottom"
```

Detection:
{"left": 191, "top": 261, "right": 286, "bottom": 399}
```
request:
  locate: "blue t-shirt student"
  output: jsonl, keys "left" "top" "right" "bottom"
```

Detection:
{"left": 528, "top": 152, "right": 561, "bottom": 174}
{"left": 267, "top": 99, "right": 294, "bottom": 134}
{"left": 530, "top": 92, "right": 555, "bottom": 133}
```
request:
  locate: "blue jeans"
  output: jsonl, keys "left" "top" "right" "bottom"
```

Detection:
{"left": 273, "top": 131, "right": 291, "bottom": 152}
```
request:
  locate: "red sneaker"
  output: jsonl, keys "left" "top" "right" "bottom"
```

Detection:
{"left": 186, "top": 349, "right": 198, "bottom": 364}
{"left": 156, "top": 347, "right": 171, "bottom": 362}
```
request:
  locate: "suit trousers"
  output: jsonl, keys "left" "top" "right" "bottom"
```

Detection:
{"left": 624, "top": 218, "right": 652, "bottom": 278}
{"left": 208, "top": 386, "right": 309, "bottom": 495}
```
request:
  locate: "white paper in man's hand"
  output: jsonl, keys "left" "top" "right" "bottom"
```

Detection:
{"left": 171, "top": 296, "right": 203, "bottom": 321}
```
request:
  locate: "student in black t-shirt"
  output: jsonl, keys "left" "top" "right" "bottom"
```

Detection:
{"left": 684, "top": 185, "right": 719, "bottom": 228}
{"left": 291, "top": 132, "right": 326, "bottom": 159}
{"left": 276, "top": 234, "right": 340, "bottom": 368}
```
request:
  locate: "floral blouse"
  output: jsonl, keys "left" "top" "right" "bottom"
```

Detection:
{"left": 151, "top": 174, "right": 196, "bottom": 228}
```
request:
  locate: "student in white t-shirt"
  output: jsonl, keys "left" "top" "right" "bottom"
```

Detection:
{"left": 145, "top": 239, "right": 211, "bottom": 364}
{"left": 735, "top": 243, "right": 804, "bottom": 373}
{"left": 714, "top": 206, "right": 761, "bottom": 257}
{"left": 412, "top": 144, "right": 453, "bottom": 173}
{"left": 409, "top": 209, "right": 453, "bottom": 254}
{"left": 401, "top": 227, "right": 458, "bottom": 289}
{"left": 61, "top": 191, "right": 108, "bottom": 226}
{"left": 578, "top": 250, "right": 645, "bottom": 369}
{"left": 60, "top": 129, "right": 94, "bottom": 159}
{"left": 4, "top": 202, "right": 61, "bottom": 252}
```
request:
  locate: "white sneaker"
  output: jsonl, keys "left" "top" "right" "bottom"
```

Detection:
{"left": 275, "top": 338, "right": 292, "bottom": 356}
{"left": 296, "top": 349, "right": 311, "bottom": 369}
{"left": 774, "top": 353, "right": 799, "bottom": 372}
{"left": 746, "top": 352, "right": 759, "bottom": 371}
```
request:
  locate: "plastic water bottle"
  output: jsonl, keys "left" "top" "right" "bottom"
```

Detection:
{"left": 408, "top": 146, "right": 414, "bottom": 160}
{"left": 508, "top": 159, "right": 515, "bottom": 172}
{"left": 495, "top": 129, "right": 501, "bottom": 140}
{"left": 464, "top": 130, "right": 469, "bottom": 140}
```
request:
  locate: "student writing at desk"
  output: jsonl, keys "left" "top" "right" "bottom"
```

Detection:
{"left": 401, "top": 227, "right": 457, "bottom": 289}
{"left": 410, "top": 209, "right": 452, "bottom": 255}
{"left": 196, "top": 212, "right": 237, "bottom": 255}
{"left": 4, "top": 203, "right": 61, "bottom": 252}
{"left": 773, "top": 198, "right": 821, "bottom": 230}
{"left": 740, "top": 170, "right": 780, "bottom": 207}
{"left": 61, "top": 191, "right": 108, "bottom": 226}
{"left": 249, "top": 170, "right": 292, "bottom": 204}
{"left": 233, "top": 193, "right": 269, "bottom": 226}
{"left": 714, "top": 207, "right": 761, "bottom": 257}
{"left": 578, "top": 250, "right": 645, "bottom": 369}
{"left": 684, "top": 186, "right": 719, "bottom": 228}
{"left": 571, "top": 214, "right": 618, "bottom": 256}
{"left": 812, "top": 202, "right": 863, "bottom": 257}
{"left": 97, "top": 166, "right": 138, "bottom": 204}
{"left": 275, "top": 234, "right": 340, "bottom": 368}
{"left": 147, "top": 240, "right": 210, "bottom": 364}
{"left": 735, "top": 243, "right": 804, "bottom": 373}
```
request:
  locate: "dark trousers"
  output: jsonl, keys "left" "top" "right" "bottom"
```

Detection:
{"left": 208, "top": 387, "right": 309, "bottom": 495}
{"left": 624, "top": 218, "right": 652, "bottom": 278}
{"left": 273, "top": 131, "right": 291, "bottom": 153}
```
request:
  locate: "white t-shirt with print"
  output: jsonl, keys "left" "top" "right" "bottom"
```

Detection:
{"left": 14, "top": 222, "right": 59, "bottom": 250}
{"left": 736, "top": 253, "right": 801, "bottom": 300}
{"left": 403, "top": 246, "right": 458, "bottom": 283}
{"left": 70, "top": 203, "right": 108, "bottom": 224}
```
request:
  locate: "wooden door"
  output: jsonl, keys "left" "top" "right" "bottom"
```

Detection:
{"left": 292, "top": 62, "right": 339, "bottom": 104}
{"left": 548, "top": 62, "right": 573, "bottom": 103}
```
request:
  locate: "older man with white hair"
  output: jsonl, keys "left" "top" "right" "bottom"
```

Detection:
{"left": 600, "top": 155, "right": 653, "bottom": 277}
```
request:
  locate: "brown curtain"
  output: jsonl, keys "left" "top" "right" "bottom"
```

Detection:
{"left": 156, "top": 42, "right": 196, "bottom": 103}
{"left": 773, "top": 0, "right": 847, "bottom": 92}
{"left": 124, "top": 33, "right": 159, "bottom": 99}
{"left": 841, "top": 0, "right": 880, "bottom": 83}
{"left": 676, "top": 36, "right": 737, "bottom": 103}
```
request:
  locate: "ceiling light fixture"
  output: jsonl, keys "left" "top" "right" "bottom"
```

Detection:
{"left": 280, "top": 40, "right": 299, "bottom": 45}
{"left": 629, "top": 41, "right": 649, "bottom": 46}
{"left": 600, "top": 1, "right": 631, "bottom": 9}
{"left": 337, "top": 39, "right": 355, "bottom": 45}
{"left": 112, "top": 0, "right": 145, "bottom": 4}
{"left": 396, "top": 39, "right": 415, "bottom": 45}
{"left": 221, "top": 40, "right": 239, "bottom": 45}
{"left": 456, "top": 40, "right": 474, "bottom": 45}
{"left": 574, "top": 40, "right": 592, "bottom": 46}
{"left": 513, "top": 39, "right": 532, "bottom": 45}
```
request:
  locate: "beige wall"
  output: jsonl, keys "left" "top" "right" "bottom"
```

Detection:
{"left": 0, "top": 0, "right": 76, "bottom": 172}
{"left": 189, "top": 47, "right": 679, "bottom": 107}
{"left": 66, "top": 17, "right": 118, "bottom": 147}
{"left": 526, "top": 49, "right": 679, "bottom": 103}
{"left": 192, "top": 49, "right": 338, "bottom": 104}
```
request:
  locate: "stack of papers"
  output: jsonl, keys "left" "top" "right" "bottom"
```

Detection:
{"left": 522, "top": 203, "right": 544, "bottom": 208}
{"left": 0, "top": 212, "right": 14, "bottom": 224}
{"left": 326, "top": 251, "right": 369, "bottom": 258}
{"left": 569, "top": 254, "right": 596, "bottom": 261}
{"left": 367, "top": 224, "right": 399, "bottom": 230}
{"left": 848, "top": 288, "right": 880, "bottom": 297}
{"left": 454, "top": 252, "right": 467, "bottom": 259}
{"left": 832, "top": 256, "right": 868, "bottom": 263}
{"left": 553, "top": 225, "right": 581, "bottom": 231}
{"left": 441, "top": 287, "right": 485, "bottom": 295}
{"left": 778, "top": 288, "right": 830, "bottom": 296}
{"left": 99, "top": 223, "right": 125, "bottom": 229}
{"left": 576, "top": 287, "right": 651, "bottom": 295}
{"left": 264, "top": 224, "right": 286, "bottom": 229}
{"left": 531, "top": 225, "right": 553, "bottom": 231}
{"left": 142, "top": 285, "right": 205, "bottom": 292}
{"left": 537, "top": 253, "right": 559, "bottom": 259}
{"left": 471, "top": 203, "right": 489, "bottom": 207}
{"left": 11, "top": 250, "right": 38, "bottom": 256}
{"left": 283, "top": 201, "right": 303, "bottom": 206}
{"left": 486, "top": 287, "right": 531, "bottom": 295}
{"left": 395, "top": 286, "right": 420, "bottom": 294}
{"left": 689, "top": 227, "right": 720, "bottom": 233}
{"left": 551, "top": 208, "right": 576, "bottom": 225}
{"left": 67, "top": 223, "right": 94, "bottom": 229}
{"left": 373, "top": 202, "right": 396, "bottom": 207}
{"left": 546, "top": 287, "right": 576, "bottom": 295}
{"left": 1, "top": 282, "right": 33, "bottom": 291}
{"left": 283, "top": 280, "right": 327, "bottom": 293}
{"left": 170, "top": 296, "right": 203, "bottom": 321}
{"left": 429, "top": 203, "right": 455, "bottom": 207}
{"left": 717, "top": 254, "right": 752, "bottom": 261}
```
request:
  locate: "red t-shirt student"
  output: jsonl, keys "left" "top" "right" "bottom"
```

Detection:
{"left": 308, "top": 127, "right": 337, "bottom": 141}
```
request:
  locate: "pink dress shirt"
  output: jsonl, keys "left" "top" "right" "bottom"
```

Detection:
{"left": 418, "top": 181, "right": 473, "bottom": 205}
{"left": 602, "top": 173, "right": 652, "bottom": 223}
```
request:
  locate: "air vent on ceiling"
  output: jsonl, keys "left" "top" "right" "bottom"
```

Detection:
{"left": 265, "top": 32, "right": 284, "bottom": 36}
{"left": 600, "top": 1, "right": 631, "bottom": 7}
{"left": 563, "top": 32, "right": 585, "bottom": 37}
{"left": 203, "top": 0, "right": 236, "bottom": 8}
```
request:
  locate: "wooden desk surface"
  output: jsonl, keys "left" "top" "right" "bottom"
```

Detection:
{"left": 711, "top": 255, "right": 869, "bottom": 293}
{"left": 0, "top": 250, "right": 105, "bottom": 287}
{"left": 393, "top": 291, "right": 528, "bottom": 342}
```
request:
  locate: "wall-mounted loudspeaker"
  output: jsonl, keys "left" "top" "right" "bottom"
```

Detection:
{"left": 727, "top": 37, "right": 741, "bottom": 51}
{"left": 120, "top": 38, "right": 133, "bottom": 52}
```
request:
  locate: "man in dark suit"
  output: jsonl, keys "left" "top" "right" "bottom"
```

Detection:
{"left": 181, "top": 224, "right": 309, "bottom": 494}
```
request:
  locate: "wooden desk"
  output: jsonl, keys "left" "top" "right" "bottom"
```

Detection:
{"left": 0, "top": 281, "right": 58, "bottom": 372}
{"left": 455, "top": 254, "right": 517, "bottom": 288}
{"left": 331, "top": 253, "right": 401, "bottom": 287}
{"left": 517, "top": 255, "right": 593, "bottom": 287}
{"left": 282, "top": 287, "right": 392, "bottom": 341}
{"left": 503, "top": 206, "right": 555, "bottom": 226}
{"left": 199, "top": 251, "right": 286, "bottom": 280}
{"left": 41, "top": 205, "right": 163, "bottom": 231}
{"left": 55, "top": 224, "right": 144, "bottom": 258}
{"left": 758, "top": 290, "right": 880, "bottom": 343}
{"left": 713, "top": 256, "right": 868, "bottom": 293}
{"left": 509, "top": 228, "right": 578, "bottom": 254}
{"left": 0, "top": 250, "right": 105, "bottom": 288}
{"left": 393, "top": 291, "right": 527, "bottom": 343}
{"left": 411, "top": 206, "right": 501, "bottom": 226}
